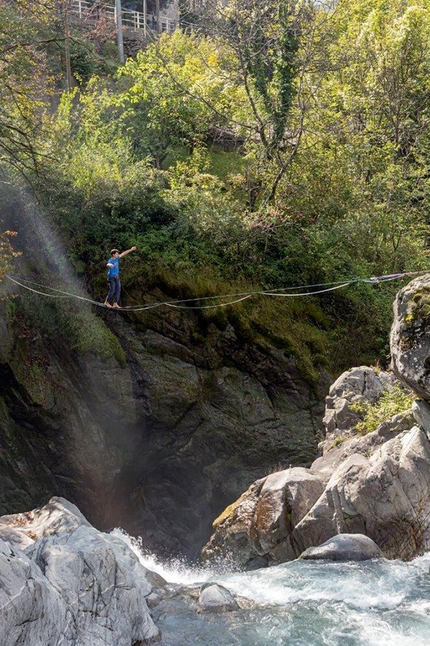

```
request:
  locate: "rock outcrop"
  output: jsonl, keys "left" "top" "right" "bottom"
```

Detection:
{"left": 202, "top": 279, "right": 430, "bottom": 568}
{"left": 391, "top": 274, "right": 430, "bottom": 400}
{"left": 0, "top": 290, "right": 327, "bottom": 558}
{"left": 322, "top": 366, "right": 397, "bottom": 448}
{"left": 0, "top": 497, "right": 161, "bottom": 646}
{"left": 300, "top": 533, "right": 383, "bottom": 561}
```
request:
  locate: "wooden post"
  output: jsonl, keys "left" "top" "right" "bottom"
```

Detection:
{"left": 115, "top": 0, "right": 125, "bottom": 63}
{"left": 155, "top": 0, "right": 160, "bottom": 33}
{"left": 64, "top": 2, "right": 73, "bottom": 91}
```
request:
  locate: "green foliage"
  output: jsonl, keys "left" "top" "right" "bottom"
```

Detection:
{"left": 232, "top": 0, "right": 302, "bottom": 150}
{"left": 351, "top": 384, "right": 415, "bottom": 435}
{"left": 0, "top": 2, "right": 52, "bottom": 176}
{"left": 115, "top": 30, "right": 248, "bottom": 167}
{"left": 0, "top": 225, "right": 20, "bottom": 285}
{"left": 3, "top": 1, "right": 430, "bottom": 376}
{"left": 14, "top": 293, "right": 126, "bottom": 366}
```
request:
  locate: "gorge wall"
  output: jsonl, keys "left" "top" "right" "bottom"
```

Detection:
{"left": 0, "top": 196, "right": 328, "bottom": 558}
{"left": 201, "top": 275, "right": 430, "bottom": 567}
{"left": 0, "top": 294, "right": 327, "bottom": 558}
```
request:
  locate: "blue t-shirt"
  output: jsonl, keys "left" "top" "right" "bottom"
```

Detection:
{"left": 107, "top": 257, "right": 120, "bottom": 278}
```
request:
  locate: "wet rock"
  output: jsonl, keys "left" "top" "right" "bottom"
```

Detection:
{"left": 147, "top": 591, "right": 165, "bottom": 609}
{"left": 300, "top": 533, "right": 383, "bottom": 561}
{"left": 198, "top": 583, "right": 239, "bottom": 613}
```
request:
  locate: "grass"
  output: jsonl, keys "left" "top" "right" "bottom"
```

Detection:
{"left": 112, "top": 263, "right": 333, "bottom": 384}
{"left": 350, "top": 384, "right": 415, "bottom": 435}
{"left": 12, "top": 292, "right": 127, "bottom": 368}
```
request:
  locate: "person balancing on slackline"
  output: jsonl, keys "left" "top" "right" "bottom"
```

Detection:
{"left": 104, "top": 245, "right": 136, "bottom": 309}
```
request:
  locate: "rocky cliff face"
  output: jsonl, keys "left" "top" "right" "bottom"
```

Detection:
{"left": 201, "top": 276, "right": 430, "bottom": 567}
{"left": 0, "top": 272, "right": 326, "bottom": 560}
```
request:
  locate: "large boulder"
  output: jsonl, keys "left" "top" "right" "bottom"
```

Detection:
{"left": 391, "top": 274, "right": 430, "bottom": 400}
{"left": 0, "top": 497, "right": 161, "bottom": 646}
{"left": 201, "top": 467, "right": 325, "bottom": 568}
{"left": 321, "top": 366, "right": 396, "bottom": 451}
{"left": 293, "top": 425, "right": 430, "bottom": 559}
{"left": 300, "top": 533, "right": 383, "bottom": 561}
{"left": 202, "top": 355, "right": 430, "bottom": 567}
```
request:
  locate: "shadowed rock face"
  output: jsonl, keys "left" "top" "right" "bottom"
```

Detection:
{"left": 0, "top": 292, "right": 326, "bottom": 559}
{"left": 201, "top": 276, "right": 430, "bottom": 568}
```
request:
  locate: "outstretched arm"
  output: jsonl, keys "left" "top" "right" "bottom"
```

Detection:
{"left": 119, "top": 246, "right": 137, "bottom": 258}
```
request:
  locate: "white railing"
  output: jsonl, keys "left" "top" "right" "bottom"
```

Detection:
{"left": 69, "top": 0, "right": 178, "bottom": 34}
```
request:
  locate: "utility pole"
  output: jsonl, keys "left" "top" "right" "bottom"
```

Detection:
{"left": 143, "top": 0, "right": 147, "bottom": 36}
{"left": 115, "top": 0, "right": 125, "bottom": 63}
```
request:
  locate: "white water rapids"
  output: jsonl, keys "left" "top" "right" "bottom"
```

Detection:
{"left": 112, "top": 530, "right": 430, "bottom": 646}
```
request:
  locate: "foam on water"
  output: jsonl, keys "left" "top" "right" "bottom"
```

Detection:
{"left": 112, "top": 528, "right": 430, "bottom": 646}
{"left": 216, "top": 559, "right": 412, "bottom": 609}
{"left": 110, "top": 528, "right": 216, "bottom": 585}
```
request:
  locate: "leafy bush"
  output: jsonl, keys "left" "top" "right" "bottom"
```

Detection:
{"left": 351, "top": 384, "right": 415, "bottom": 435}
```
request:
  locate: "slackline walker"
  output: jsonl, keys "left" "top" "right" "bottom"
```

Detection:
{"left": 4, "top": 270, "right": 429, "bottom": 313}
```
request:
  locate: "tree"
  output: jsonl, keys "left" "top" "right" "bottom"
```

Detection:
{"left": 155, "top": 1, "right": 340, "bottom": 205}
{"left": 116, "top": 30, "right": 248, "bottom": 167}
{"left": 0, "top": 1, "right": 54, "bottom": 178}
{"left": 268, "top": 0, "right": 430, "bottom": 274}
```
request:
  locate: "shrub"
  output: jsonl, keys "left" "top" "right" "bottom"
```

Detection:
{"left": 351, "top": 384, "right": 415, "bottom": 435}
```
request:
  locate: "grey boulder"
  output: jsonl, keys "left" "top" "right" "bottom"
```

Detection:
{"left": 0, "top": 497, "right": 161, "bottom": 646}
{"left": 300, "top": 533, "right": 383, "bottom": 561}
{"left": 198, "top": 583, "right": 239, "bottom": 613}
{"left": 391, "top": 274, "right": 430, "bottom": 401}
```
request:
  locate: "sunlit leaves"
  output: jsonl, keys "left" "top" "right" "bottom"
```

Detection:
{"left": 0, "top": 227, "right": 21, "bottom": 285}
{"left": 116, "top": 30, "right": 249, "bottom": 166}
{"left": 0, "top": 1, "right": 54, "bottom": 176}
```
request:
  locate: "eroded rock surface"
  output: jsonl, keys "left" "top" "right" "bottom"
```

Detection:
{"left": 0, "top": 497, "right": 161, "bottom": 646}
{"left": 202, "top": 317, "right": 430, "bottom": 567}
{"left": 300, "top": 533, "right": 383, "bottom": 561}
{"left": 391, "top": 274, "right": 430, "bottom": 400}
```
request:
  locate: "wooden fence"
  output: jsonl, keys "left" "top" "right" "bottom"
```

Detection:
{"left": 69, "top": 0, "right": 178, "bottom": 34}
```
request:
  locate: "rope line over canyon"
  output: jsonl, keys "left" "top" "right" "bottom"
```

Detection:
{"left": 4, "top": 271, "right": 428, "bottom": 312}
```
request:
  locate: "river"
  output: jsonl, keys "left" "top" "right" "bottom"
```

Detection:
{"left": 114, "top": 530, "right": 430, "bottom": 646}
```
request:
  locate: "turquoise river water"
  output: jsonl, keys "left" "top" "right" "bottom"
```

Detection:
{"left": 114, "top": 530, "right": 430, "bottom": 646}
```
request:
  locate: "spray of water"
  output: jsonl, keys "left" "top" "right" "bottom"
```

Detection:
{"left": 110, "top": 527, "right": 430, "bottom": 646}
{"left": 111, "top": 527, "right": 232, "bottom": 585}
